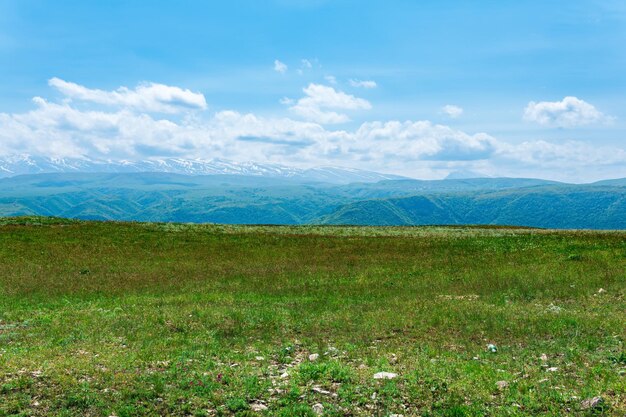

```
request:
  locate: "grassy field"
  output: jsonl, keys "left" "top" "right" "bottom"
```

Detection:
{"left": 0, "top": 217, "right": 624, "bottom": 416}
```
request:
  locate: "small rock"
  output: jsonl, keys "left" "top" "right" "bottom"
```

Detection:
{"left": 389, "top": 415, "right": 404, "bottom": 417}
{"left": 280, "top": 372, "right": 289, "bottom": 379}
{"left": 487, "top": 344, "right": 497, "bottom": 353}
{"left": 540, "top": 353, "right": 548, "bottom": 362}
{"left": 547, "top": 367, "right": 558, "bottom": 372}
{"left": 389, "top": 353, "right": 398, "bottom": 364}
{"left": 312, "top": 403, "right": 324, "bottom": 415}
{"left": 325, "top": 347, "right": 339, "bottom": 356}
{"left": 255, "top": 356, "right": 265, "bottom": 361}
{"left": 358, "top": 363, "right": 368, "bottom": 369}
{"left": 597, "top": 288, "right": 606, "bottom": 294}
{"left": 250, "top": 402, "right": 268, "bottom": 412}
{"left": 309, "top": 353, "right": 319, "bottom": 362}
{"left": 581, "top": 396, "right": 604, "bottom": 410}
{"left": 496, "top": 380, "right": 509, "bottom": 390}
{"left": 547, "top": 303, "right": 563, "bottom": 313}
{"left": 312, "top": 386, "right": 333, "bottom": 396}
{"left": 373, "top": 371, "right": 397, "bottom": 380}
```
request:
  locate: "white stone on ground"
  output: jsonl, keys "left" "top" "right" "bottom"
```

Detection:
{"left": 250, "top": 403, "right": 268, "bottom": 412}
{"left": 373, "top": 371, "right": 397, "bottom": 379}
{"left": 312, "top": 403, "right": 324, "bottom": 415}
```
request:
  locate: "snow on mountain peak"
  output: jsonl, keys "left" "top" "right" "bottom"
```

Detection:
{"left": 0, "top": 155, "right": 406, "bottom": 184}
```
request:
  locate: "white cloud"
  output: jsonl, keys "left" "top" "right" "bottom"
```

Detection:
{"left": 48, "top": 78, "right": 207, "bottom": 114}
{"left": 349, "top": 79, "right": 377, "bottom": 89}
{"left": 324, "top": 75, "right": 337, "bottom": 84}
{"left": 496, "top": 139, "right": 626, "bottom": 167}
{"left": 441, "top": 104, "right": 464, "bottom": 118}
{"left": 1, "top": 79, "right": 625, "bottom": 182}
{"left": 289, "top": 83, "right": 371, "bottom": 124}
{"left": 297, "top": 58, "right": 316, "bottom": 75}
{"left": 523, "top": 96, "right": 611, "bottom": 127}
{"left": 273, "top": 60, "right": 288, "bottom": 74}
{"left": 352, "top": 121, "right": 496, "bottom": 161}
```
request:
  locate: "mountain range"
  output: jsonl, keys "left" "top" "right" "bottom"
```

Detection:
{"left": 0, "top": 155, "right": 405, "bottom": 184}
{"left": 0, "top": 156, "right": 624, "bottom": 229}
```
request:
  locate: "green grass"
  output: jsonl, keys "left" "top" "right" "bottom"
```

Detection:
{"left": 0, "top": 217, "right": 624, "bottom": 416}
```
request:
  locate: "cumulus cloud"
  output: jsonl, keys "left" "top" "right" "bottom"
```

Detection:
{"left": 1, "top": 79, "right": 625, "bottom": 181}
{"left": 523, "top": 96, "right": 610, "bottom": 127}
{"left": 0, "top": 84, "right": 495, "bottom": 163}
{"left": 353, "top": 121, "right": 496, "bottom": 161}
{"left": 273, "top": 60, "right": 288, "bottom": 74}
{"left": 48, "top": 78, "right": 207, "bottom": 114}
{"left": 441, "top": 104, "right": 463, "bottom": 118}
{"left": 289, "top": 83, "right": 371, "bottom": 124}
{"left": 349, "top": 79, "right": 377, "bottom": 89}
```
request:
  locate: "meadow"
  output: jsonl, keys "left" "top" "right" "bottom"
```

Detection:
{"left": 0, "top": 217, "right": 624, "bottom": 416}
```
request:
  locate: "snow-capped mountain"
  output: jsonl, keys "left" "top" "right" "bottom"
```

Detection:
{"left": 0, "top": 155, "right": 407, "bottom": 184}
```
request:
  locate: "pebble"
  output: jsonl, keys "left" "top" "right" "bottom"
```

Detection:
{"left": 312, "top": 403, "right": 324, "bottom": 415}
{"left": 309, "top": 353, "right": 319, "bottom": 361}
{"left": 373, "top": 371, "right": 397, "bottom": 379}
{"left": 540, "top": 353, "right": 548, "bottom": 362}
{"left": 496, "top": 380, "right": 509, "bottom": 390}
{"left": 312, "top": 386, "right": 334, "bottom": 396}
{"left": 547, "top": 367, "right": 558, "bottom": 372}
{"left": 250, "top": 403, "right": 268, "bottom": 412}
{"left": 581, "top": 396, "right": 604, "bottom": 410}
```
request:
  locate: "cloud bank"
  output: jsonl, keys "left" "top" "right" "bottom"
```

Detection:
{"left": 0, "top": 79, "right": 624, "bottom": 182}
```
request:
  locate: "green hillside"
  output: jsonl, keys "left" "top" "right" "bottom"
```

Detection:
{"left": 321, "top": 186, "right": 626, "bottom": 229}
{"left": 0, "top": 173, "right": 625, "bottom": 228}
{"left": 0, "top": 218, "right": 624, "bottom": 416}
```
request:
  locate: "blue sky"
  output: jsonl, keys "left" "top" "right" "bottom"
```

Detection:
{"left": 0, "top": 0, "right": 625, "bottom": 181}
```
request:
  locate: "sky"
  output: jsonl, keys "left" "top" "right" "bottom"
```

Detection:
{"left": 0, "top": 0, "right": 625, "bottom": 182}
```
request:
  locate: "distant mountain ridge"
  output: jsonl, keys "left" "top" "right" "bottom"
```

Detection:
{"left": 319, "top": 185, "right": 626, "bottom": 229}
{"left": 0, "top": 155, "right": 406, "bottom": 184}
{"left": 0, "top": 171, "right": 625, "bottom": 228}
